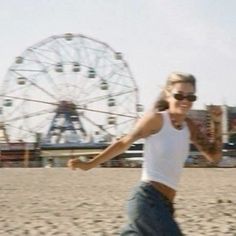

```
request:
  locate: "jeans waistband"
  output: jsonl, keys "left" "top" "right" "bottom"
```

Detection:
{"left": 139, "top": 181, "right": 175, "bottom": 215}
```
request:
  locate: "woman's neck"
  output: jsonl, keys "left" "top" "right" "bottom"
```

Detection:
{"left": 169, "top": 112, "right": 186, "bottom": 122}
{"left": 168, "top": 112, "right": 186, "bottom": 130}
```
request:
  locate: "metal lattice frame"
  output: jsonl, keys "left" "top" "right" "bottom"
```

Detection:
{"left": 0, "top": 33, "right": 143, "bottom": 144}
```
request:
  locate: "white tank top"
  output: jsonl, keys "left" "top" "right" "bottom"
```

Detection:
{"left": 141, "top": 110, "right": 190, "bottom": 190}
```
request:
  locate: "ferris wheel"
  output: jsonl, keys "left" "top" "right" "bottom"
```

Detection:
{"left": 0, "top": 33, "right": 143, "bottom": 144}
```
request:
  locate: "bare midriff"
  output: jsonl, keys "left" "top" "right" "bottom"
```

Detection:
{"left": 149, "top": 181, "right": 176, "bottom": 202}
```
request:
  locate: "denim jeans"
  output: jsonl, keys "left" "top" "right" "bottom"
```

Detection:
{"left": 120, "top": 182, "right": 183, "bottom": 236}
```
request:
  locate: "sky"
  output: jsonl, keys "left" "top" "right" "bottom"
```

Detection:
{"left": 0, "top": 0, "right": 236, "bottom": 110}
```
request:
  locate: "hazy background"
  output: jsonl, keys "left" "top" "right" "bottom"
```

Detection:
{"left": 0, "top": 0, "right": 235, "bottom": 110}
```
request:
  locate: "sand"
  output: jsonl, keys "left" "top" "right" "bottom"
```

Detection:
{"left": 0, "top": 168, "right": 235, "bottom": 236}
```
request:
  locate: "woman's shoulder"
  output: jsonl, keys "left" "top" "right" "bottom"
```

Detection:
{"left": 129, "top": 110, "right": 164, "bottom": 139}
{"left": 141, "top": 109, "right": 164, "bottom": 133}
{"left": 143, "top": 109, "right": 165, "bottom": 121}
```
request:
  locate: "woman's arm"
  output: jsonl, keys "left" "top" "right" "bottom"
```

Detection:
{"left": 186, "top": 117, "right": 222, "bottom": 164}
{"left": 68, "top": 111, "right": 163, "bottom": 170}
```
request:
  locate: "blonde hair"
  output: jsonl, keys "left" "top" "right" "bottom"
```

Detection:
{"left": 153, "top": 72, "right": 196, "bottom": 111}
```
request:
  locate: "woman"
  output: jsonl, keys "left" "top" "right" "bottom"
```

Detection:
{"left": 68, "top": 72, "right": 222, "bottom": 235}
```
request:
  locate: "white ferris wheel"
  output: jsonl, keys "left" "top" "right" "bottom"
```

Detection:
{"left": 0, "top": 33, "right": 143, "bottom": 144}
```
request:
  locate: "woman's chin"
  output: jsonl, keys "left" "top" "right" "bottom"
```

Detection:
{"left": 177, "top": 107, "right": 190, "bottom": 115}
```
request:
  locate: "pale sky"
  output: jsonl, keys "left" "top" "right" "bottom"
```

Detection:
{"left": 1, "top": 0, "right": 236, "bottom": 110}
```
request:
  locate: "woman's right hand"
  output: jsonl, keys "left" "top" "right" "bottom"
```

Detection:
{"left": 67, "top": 158, "right": 92, "bottom": 171}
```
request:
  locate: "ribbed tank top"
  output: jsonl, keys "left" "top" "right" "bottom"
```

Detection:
{"left": 141, "top": 111, "right": 190, "bottom": 190}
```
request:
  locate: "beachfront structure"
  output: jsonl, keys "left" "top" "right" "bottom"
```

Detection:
{"left": 0, "top": 103, "right": 236, "bottom": 167}
{"left": 189, "top": 105, "right": 236, "bottom": 144}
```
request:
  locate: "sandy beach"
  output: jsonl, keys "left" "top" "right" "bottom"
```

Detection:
{"left": 0, "top": 168, "right": 235, "bottom": 236}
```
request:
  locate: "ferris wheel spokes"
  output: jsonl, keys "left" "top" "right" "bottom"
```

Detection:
{"left": 1, "top": 33, "right": 143, "bottom": 143}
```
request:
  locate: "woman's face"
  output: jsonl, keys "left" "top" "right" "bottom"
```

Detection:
{"left": 167, "top": 82, "right": 196, "bottom": 115}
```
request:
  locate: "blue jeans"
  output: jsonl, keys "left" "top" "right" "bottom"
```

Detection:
{"left": 120, "top": 182, "right": 183, "bottom": 235}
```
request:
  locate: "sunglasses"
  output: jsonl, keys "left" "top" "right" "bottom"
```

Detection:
{"left": 172, "top": 93, "right": 197, "bottom": 102}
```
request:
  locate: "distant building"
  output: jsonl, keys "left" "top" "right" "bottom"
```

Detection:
{"left": 226, "top": 106, "right": 236, "bottom": 144}
{"left": 188, "top": 105, "right": 220, "bottom": 143}
{"left": 188, "top": 105, "right": 236, "bottom": 145}
{"left": 188, "top": 109, "right": 208, "bottom": 136}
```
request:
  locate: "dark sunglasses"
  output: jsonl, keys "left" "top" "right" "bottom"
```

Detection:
{"left": 172, "top": 93, "right": 197, "bottom": 102}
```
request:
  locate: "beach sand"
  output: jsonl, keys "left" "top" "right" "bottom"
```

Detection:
{"left": 0, "top": 168, "right": 235, "bottom": 236}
